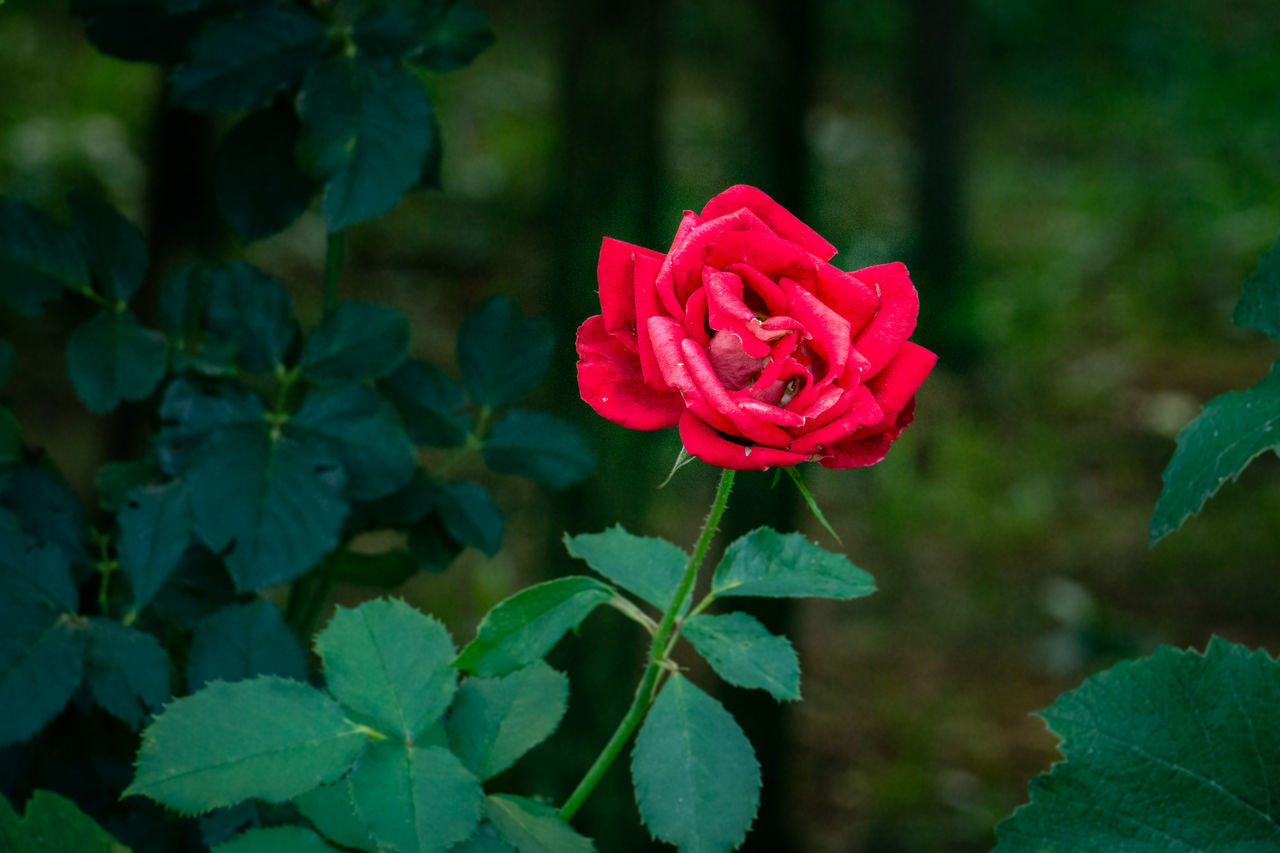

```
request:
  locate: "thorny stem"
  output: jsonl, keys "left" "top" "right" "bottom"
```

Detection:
{"left": 559, "top": 467, "right": 736, "bottom": 822}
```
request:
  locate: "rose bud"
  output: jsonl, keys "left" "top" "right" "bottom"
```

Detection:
{"left": 576, "top": 185, "right": 936, "bottom": 470}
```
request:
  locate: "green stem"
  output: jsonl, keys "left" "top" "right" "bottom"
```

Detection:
{"left": 559, "top": 468, "right": 736, "bottom": 822}
{"left": 323, "top": 230, "right": 346, "bottom": 316}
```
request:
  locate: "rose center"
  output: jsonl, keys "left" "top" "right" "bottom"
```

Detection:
{"left": 706, "top": 331, "right": 764, "bottom": 391}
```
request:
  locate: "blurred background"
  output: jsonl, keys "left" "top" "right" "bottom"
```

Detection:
{"left": 3, "top": 0, "right": 1280, "bottom": 850}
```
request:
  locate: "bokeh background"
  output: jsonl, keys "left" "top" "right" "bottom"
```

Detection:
{"left": 4, "top": 1, "right": 1280, "bottom": 850}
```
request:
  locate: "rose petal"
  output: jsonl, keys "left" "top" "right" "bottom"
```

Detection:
{"left": 681, "top": 338, "right": 794, "bottom": 447}
{"left": 705, "top": 230, "right": 818, "bottom": 284}
{"left": 850, "top": 262, "right": 920, "bottom": 375}
{"left": 576, "top": 315, "right": 683, "bottom": 430}
{"left": 669, "top": 208, "right": 772, "bottom": 305}
{"left": 820, "top": 398, "right": 917, "bottom": 469}
{"left": 698, "top": 185, "right": 838, "bottom": 261}
{"left": 654, "top": 210, "right": 700, "bottom": 317}
{"left": 866, "top": 341, "right": 937, "bottom": 420}
{"left": 598, "top": 237, "right": 665, "bottom": 346}
{"left": 814, "top": 260, "right": 879, "bottom": 331}
{"left": 779, "top": 277, "right": 852, "bottom": 381}
{"left": 679, "top": 411, "right": 808, "bottom": 471}
{"left": 633, "top": 250, "right": 667, "bottom": 387}
{"left": 704, "top": 268, "right": 772, "bottom": 358}
{"left": 789, "top": 384, "right": 883, "bottom": 454}
{"left": 682, "top": 286, "right": 712, "bottom": 347}
{"left": 726, "top": 262, "right": 788, "bottom": 314}
{"left": 648, "top": 316, "right": 741, "bottom": 436}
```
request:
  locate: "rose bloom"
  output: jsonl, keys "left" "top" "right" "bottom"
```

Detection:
{"left": 575, "top": 185, "right": 937, "bottom": 470}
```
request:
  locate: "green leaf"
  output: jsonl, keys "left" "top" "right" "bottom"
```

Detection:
{"left": 1150, "top": 361, "right": 1280, "bottom": 543}
{"left": 156, "top": 378, "right": 265, "bottom": 475}
{"left": 412, "top": 0, "right": 495, "bottom": 72}
{"left": 454, "top": 576, "right": 615, "bottom": 676}
{"left": 483, "top": 794, "right": 595, "bottom": 853}
{"left": 1233, "top": 232, "right": 1280, "bottom": 338}
{"left": 482, "top": 410, "right": 595, "bottom": 490}
{"left": 294, "top": 777, "right": 375, "bottom": 853}
{"left": 457, "top": 297, "right": 553, "bottom": 408}
{"left": 299, "top": 301, "right": 411, "bottom": 387}
{"left": 127, "top": 676, "right": 370, "bottom": 814}
{"left": 97, "top": 458, "right": 160, "bottom": 513}
{"left": 203, "top": 261, "right": 298, "bottom": 373}
{"left": 563, "top": 526, "right": 687, "bottom": 612}
{"left": 67, "top": 192, "right": 148, "bottom": 302}
{"left": 215, "top": 105, "right": 320, "bottom": 243}
{"left": 0, "top": 789, "right": 131, "bottom": 853}
{"left": 329, "top": 547, "right": 416, "bottom": 588}
{"left": 0, "top": 196, "right": 88, "bottom": 316}
{"left": 683, "top": 612, "right": 800, "bottom": 701}
{"left": 0, "top": 508, "right": 81, "bottom": 609}
{"left": 631, "top": 675, "right": 760, "bottom": 853}
{"left": 348, "top": 740, "right": 484, "bottom": 853}
{"left": 298, "top": 55, "right": 437, "bottom": 231}
{"left": 0, "top": 600, "right": 83, "bottom": 746}
{"left": 170, "top": 3, "right": 328, "bottom": 112}
{"left": 117, "top": 480, "right": 193, "bottom": 609}
{"left": 187, "top": 425, "right": 348, "bottom": 590}
{"left": 408, "top": 514, "right": 465, "bottom": 574}
{"left": 214, "top": 826, "right": 341, "bottom": 853}
{"left": 289, "top": 385, "right": 416, "bottom": 501}
{"left": 436, "top": 480, "right": 503, "bottom": 556}
{"left": 316, "top": 598, "right": 457, "bottom": 741}
{"left": 447, "top": 823, "right": 517, "bottom": 853}
{"left": 66, "top": 309, "right": 167, "bottom": 413}
{"left": 446, "top": 660, "right": 569, "bottom": 780}
{"left": 994, "top": 638, "right": 1280, "bottom": 851}
{"left": 186, "top": 599, "right": 309, "bottom": 690}
{"left": 380, "top": 359, "right": 469, "bottom": 447}
{"left": 159, "top": 263, "right": 213, "bottom": 340}
{"left": 711, "top": 528, "right": 875, "bottom": 600}
{"left": 83, "top": 618, "right": 171, "bottom": 729}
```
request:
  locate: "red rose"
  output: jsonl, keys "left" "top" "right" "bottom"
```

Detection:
{"left": 575, "top": 185, "right": 937, "bottom": 470}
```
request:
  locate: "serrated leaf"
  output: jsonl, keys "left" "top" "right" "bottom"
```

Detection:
{"left": 117, "top": 480, "right": 193, "bottom": 609}
{"left": 187, "top": 425, "right": 348, "bottom": 590}
{"left": 683, "top": 612, "right": 800, "bottom": 701}
{"left": 67, "top": 192, "right": 148, "bottom": 302}
{"left": 447, "top": 823, "right": 517, "bottom": 853}
{"left": 289, "top": 384, "right": 416, "bottom": 501}
{"left": 436, "top": 481, "right": 503, "bottom": 556}
{"left": 203, "top": 261, "right": 297, "bottom": 373}
{"left": 1151, "top": 361, "right": 1280, "bottom": 543}
{"left": 711, "top": 528, "right": 875, "bottom": 600}
{"left": 380, "top": 359, "right": 469, "bottom": 447}
{"left": 186, "top": 599, "right": 309, "bottom": 690}
{"left": 294, "top": 777, "right": 376, "bottom": 853}
{"left": 482, "top": 410, "right": 594, "bottom": 490}
{"left": 214, "top": 826, "right": 341, "bottom": 853}
{"left": 631, "top": 674, "right": 760, "bottom": 853}
{"left": 1234, "top": 232, "right": 1280, "bottom": 338}
{"left": 299, "top": 301, "right": 411, "bottom": 386}
{"left": 316, "top": 598, "right": 457, "bottom": 740}
{"left": 215, "top": 105, "right": 319, "bottom": 243}
{"left": 298, "top": 55, "right": 437, "bottom": 231}
{"left": 0, "top": 789, "right": 131, "bottom": 853}
{"left": 0, "top": 196, "right": 87, "bottom": 316}
{"left": 453, "top": 576, "right": 615, "bottom": 676}
{"left": 0, "top": 533, "right": 83, "bottom": 736}
{"left": 66, "top": 309, "right": 167, "bottom": 413}
{"left": 994, "top": 638, "right": 1280, "bottom": 851}
{"left": 564, "top": 526, "right": 687, "bottom": 612}
{"left": 483, "top": 794, "right": 594, "bottom": 853}
{"left": 412, "top": 0, "right": 495, "bottom": 72}
{"left": 127, "top": 676, "right": 370, "bottom": 813}
{"left": 457, "top": 297, "right": 553, "bottom": 408}
{"left": 348, "top": 741, "right": 484, "bottom": 853}
{"left": 446, "top": 661, "right": 569, "bottom": 780}
{"left": 170, "top": 3, "right": 328, "bottom": 112}
{"left": 83, "top": 618, "right": 171, "bottom": 729}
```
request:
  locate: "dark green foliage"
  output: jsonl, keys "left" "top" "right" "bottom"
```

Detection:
{"left": 0, "top": 196, "right": 88, "bottom": 316}
{"left": 201, "top": 261, "right": 298, "bottom": 372}
{"left": 298, "top": 301, "right": 411, "bottom": 386}
{"left": 1233, "top": 229, "right": 1280, "bottom": 339}
{"left": 482, "top": 410, "right": 595, "bottom": 490}
{"left": 66, "top": 309, "right": 168, "bottom": 412}
{"left": 411, "top": 1, "right": 496, "bottom": 72}
{"left": 83, "top": 617, "right": 172, "bottom": 729}
{"left": 682, "top": 612, "right": 801, "bottom": 701}
{"left": 482, "top": 795, "right": 595, "bottom": 853}
{"left": 996, "top": 638, "right": 1280, "bottom": 850}
{"left": 711, "top": 528, "right": 876, "bottom": 600}
{"left": 381, "top": 360, "right": 470, "bottom": 447}
{"left": 458, "top": 296, "right": 554, "bottom": 408}
{"left": 0, "top": 789, "right": 131, "bottom": 853}
{"left": 290, "top": 385, "right": 416, "bottom": 501}
{"left": 564, "top": 525, "right": 688, "bottom": 612}
{"left": 116, "top": 480, "right": 194, "bottom": 610}
{"left": 215, "top": 106, "right": 320, "bottom": 242}
{"left": 186, "top": 599, "right": 309, "bottom": 689}
{"left": 435, "top": 480, "right": 503, "bottom": 556}
{"left": 446, "top": 661, "right": 570, "bottom": 780}
{"left": 68, "top": 192, "right": 148, "bottom": 302}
